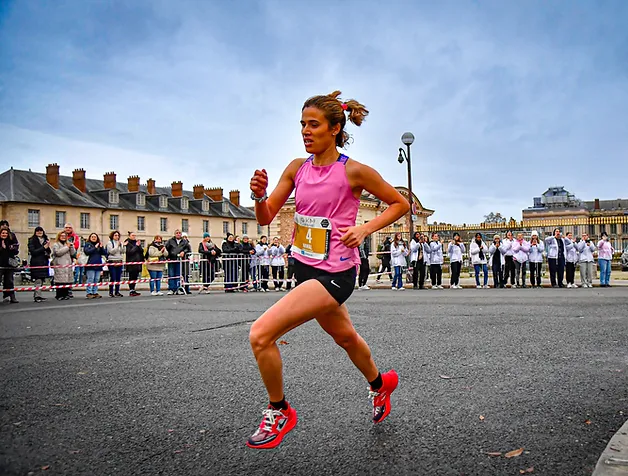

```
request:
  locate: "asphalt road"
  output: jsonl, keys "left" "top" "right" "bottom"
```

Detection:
{"left": 1, "top": 288, "right": 627, "bottom": 476}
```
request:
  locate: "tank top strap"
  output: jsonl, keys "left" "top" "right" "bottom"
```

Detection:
{"left": 337, "top": 154, "right": 349, "bottom": 165}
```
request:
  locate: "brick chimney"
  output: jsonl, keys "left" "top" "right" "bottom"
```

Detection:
{"left": 229, "top": 190, "right": 240, "bottom": 207}
{"left": 146, "top": 178, "right": 156, "bottom": 195}
{"left": 594, "top": 198, "right": 600, "bottom": 210}
{"left": 128, "top": 175, "right": 140, "bottom": 192}
{"left": 193, "top": 184, "right": 205, "bottom": 200}
{"left": 104, "top": 171, "right": 116, "bottom": 189}
{"left": 46, "top": 163, "right": 60, "bottom": 189}
{"left": 72, "top": 168, "right": 86, "bottom": 193}
{"left": 205, "top": 187, "right": 223, "bottom": 202}
{"left": 171, "top": 181, "right": 183, "bottom": 197}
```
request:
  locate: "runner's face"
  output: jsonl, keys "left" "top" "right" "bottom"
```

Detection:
{"left": 301, "top": 107, "right": 339, "bottom": 154}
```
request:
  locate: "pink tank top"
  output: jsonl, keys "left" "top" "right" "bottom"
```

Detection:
{"left": 291, "top": 154, "right": 360, "bottom": 273}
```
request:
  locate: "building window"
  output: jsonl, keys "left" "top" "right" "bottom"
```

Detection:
{"left": 589, "top": 225, "right": 596, "bottom": 236}
{"left": 600, "top": 224, "right": 606, "bottom": 234}
{"left": 159, "top": 196, "right": 168, "bottom": 208}
{"left": 623, "top": 223, "right": 628, "bottom": 234}
{"left": 136, "top": 194, "right": 145, "bottom": 207}
{"left": 80, "top": 212, "right": 90, "bottom": 230}
{"left": 610, "top": 224, "right": 617, "bottom": 235}
{"left": 257, "top": 224, "right": 263, "bottom": 236}
{"left": 202, "top": 199, "right": 209, "bottom": 212}
{"left": 572, "top": 225, "right": 578, "bottom": 237}
{"left": 242, "top": 222, "right": 248, "bottom": 235}
{"left": 181, "top": 197, "right": 189, "bottom": 210}
{"left": 182, "top": 219, "right": 189, "bottom": 233}
{"left": 203, "top": 220, "right": 209, "bottom": 234}
{"left": 27, "top": 209, "right": 40, "bottom": 228}
{"left": 223, "top": 221, "right": 229, "bottom": 235}
{"left": 160, "top": 217, "right": 168, "bottom": 233}
{"left": 222, "top": 201, "right": 229, "bottom": 214}
{"left": 55, "top": 211, "right": 66, "bottom": 229}
{"left": 110, "top": 214, "right": 119, "bottom": 230}
{"left": 108, "top": 189, "right": 119, "bottom": 204}
{"left": 137, "top": 216, "right": 145, "bottom": 232}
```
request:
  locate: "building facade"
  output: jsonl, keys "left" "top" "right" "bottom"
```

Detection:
{"left": 0, "top": 164, "right": 259, "bottom": 249}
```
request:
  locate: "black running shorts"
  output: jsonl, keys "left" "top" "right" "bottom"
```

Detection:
{"left": 293, "top": 259, "right": 356, "bottom": 305}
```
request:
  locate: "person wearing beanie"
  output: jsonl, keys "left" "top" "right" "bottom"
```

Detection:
{"left": 528, "top": 231, "right": 545, "bottom": 288}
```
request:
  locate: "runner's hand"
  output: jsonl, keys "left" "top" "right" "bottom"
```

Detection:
{"left": 250, "top": 169, "right": 268, "bottom": 198}
{"left": 339, "top": 225, "right": 368, "bottom": 249}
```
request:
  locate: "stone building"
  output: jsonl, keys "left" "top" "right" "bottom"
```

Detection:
{"left": 0, "top": 164, "right": 259, "bottom": 248}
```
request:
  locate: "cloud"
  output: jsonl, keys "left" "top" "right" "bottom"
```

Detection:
{"left": 1, "top": 0, "right": 627, "bottom": 223}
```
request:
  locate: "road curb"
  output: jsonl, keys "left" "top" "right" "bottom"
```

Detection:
{"left": 593, "top": 420, "right": 628, "bottom": 476}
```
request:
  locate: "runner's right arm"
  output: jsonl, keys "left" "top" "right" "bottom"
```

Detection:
{"left": 251, "top": 159, "right": 304, "bottom": 226}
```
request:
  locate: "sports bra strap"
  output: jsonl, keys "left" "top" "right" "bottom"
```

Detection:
{"left": 337, "top": 154, "right": 349, "bottom": 164}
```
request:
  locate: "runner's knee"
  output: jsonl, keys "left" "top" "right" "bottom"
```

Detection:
{"left": 330, "top": 329, "right": 360, "bottom": 350}
{"left": 249, "top": 321, "right": 274, "bottom": 354}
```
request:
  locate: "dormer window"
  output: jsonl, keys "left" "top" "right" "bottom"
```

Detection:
{"left": 181, "top": 197, "right": 189, "bottom": 210}
{"left": 136, "top": 193, "right": 145, "bottom": 207}
{"left": 202, "top": 199, "right": 209, "bottom": 212}
{"left": 222, "top": 201, "right": 229, "bottom": 214}
{"left": 108, "top": 190, "right": 119, "bottom": 204}
{"left": 159, "top": 196, "right": 168, "bottom": 208}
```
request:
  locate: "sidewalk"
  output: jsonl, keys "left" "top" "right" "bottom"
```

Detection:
{"left": 593, "top": 419, "right": 628, "bottom": 475}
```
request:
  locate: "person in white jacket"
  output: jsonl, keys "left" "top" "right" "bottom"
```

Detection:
{"left": 255, "top": 235, "right": 271, "bottom": 292}
{"left": 502, "top": 231, "right": 516, "bottom": 287}
{"left": 447, "top": 233, "right": 466, "bottom": 289}
{"left": 544, "top": 228, "right": 571, "bottom": 288}
{"left": 428, "top": 232, "right": 444, "bottom": 289}
{"left": 269, "top": 237, "right": 286, "bottom": 291}
{"left": 489, "top": 235, "right": 506, "bottom": 288}
{"left": 564, "top": 232, "right": 579, "bottom": 288}
{"left": 409, "top": 232, "right": 428, "bottom": 290}
{"left": 390, "top": 232, "right": 408, "bottom": 290}
{"left": 528, "top": 231, "right": 545, "bottom": 288}
{"left": 470, "top": 233, "right": 489, "bottom": 288}
{"left": 511, "top": 233, "right": 530, "bottom": 288}
{"left": 575, "top": 233, "right": 596, "bottom": 288}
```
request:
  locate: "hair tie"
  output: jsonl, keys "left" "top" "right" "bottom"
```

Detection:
{"left": 341, "top": 102, "right": 348, "bottom": 111}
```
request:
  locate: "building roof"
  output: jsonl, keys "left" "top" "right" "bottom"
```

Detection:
{"left": 0, "top": 168, "right": 256, "bottom": 220}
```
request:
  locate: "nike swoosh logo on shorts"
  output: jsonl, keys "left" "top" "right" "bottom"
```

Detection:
{"left": 340, "top": 256, "right": 351, "bottom": 261}
{"left": 330, "top": 280, "right": 341, "bottom": 288}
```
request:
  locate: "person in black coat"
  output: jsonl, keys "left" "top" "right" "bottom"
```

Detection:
{"left": 28, "top": 226, "right": 51, "bottom": 302}
{"left": 0, "top": 225, "right": 20, "bottom": 303}
{"left": 239, "top": 235, "right": 255, "bottom": 290}
{"left": 222, "top": 233, "right": 240, "bottom": 292}
{"left": 124, "top": 231, "right": 144, "bottom": 296}
{"left": 198, "top": 233, "right": 221, "bottom": 292}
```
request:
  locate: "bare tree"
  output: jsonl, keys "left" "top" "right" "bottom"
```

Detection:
{"left": 483, "top": 212, "right": 507, "bottom": 224}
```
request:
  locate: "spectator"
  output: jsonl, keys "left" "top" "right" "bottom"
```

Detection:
{"left": 390, "top": 232, "right": 407, "bottom": 291}
{"left": 28, "top": 226, "right": 51, "bottom": 303}
{"left": 165, "top": 229, "right": 191, "bottom": 295}
{"left": 181, "top": 232, "right": 192, "bottom": 294}
{"left": 565, "top": 232, "right": 579, "bottom": 288}
{"left": 106, "top": 230, "right": 125, "bottom": 297}
{"left": 83, "top": 233, "right": 106, "bottom": 299}
{"left": 198, "top": 233, "right": 221, "bottom": 293}
{"left": 575, "top": 233, "right": 596, "bottom": 288}
{"left": 470, "top": 232, "right": 489, "bottom": 289}
{"left": 357, "top": 235, "right": 371, "bottom": 290}
{"left": 410, "top": 232, "right": 428, "bottom": 290}
{"left": 597, "top": 231, "right": 614, "bottom": 287}
{"left": 512, "top": 232, "right": 530, "bottom": 288}
{"left": 240, "top": 235, "right": 255, "bottom": 291}
{"left": 270, "top": 237, "right": 286, "bottom": 291}
{"left": 545, "top": 228, "right": 570, "bottom": 288}
{"left": 0, "top": 225, "right": 19, "bottom": 303}
{"left": 51, "top": 230, "right": 76, "bottom": 301}
{"left": 502, "top": 231, "right": 516, "bottom": 288}
{"left": 64, "top": 223, "right": 81, "bottom": 298}
{"left": 255, "top": 235, "right": 271, "bottom": 292}
{"left": 222, "top": 233, "right": 240, "bottom": 292}
{"left": 250, "top": 239, "right": 261, "bottom": 291}
{"left": 124, "top": 232, "right": 144, "bottom": 296}
{"left": 428, "top": 232, "right": 444, "bottom": 289}
{"left": 284, "top": 243, "right": 296, "bottom": 290}
{"left": 146, "top": 235, "right": 168, "bottom": 296}
{"left": 528, "top": 231, "right": 545, "bottom": 288}
{"left": 448, "top": 232, "right": 466, "bottom": 289}
{"left": 489, "top": 234, "right": 506, "bottom": 289}
{"left": 375, "top": 236, "right": 392, "bottom": 283}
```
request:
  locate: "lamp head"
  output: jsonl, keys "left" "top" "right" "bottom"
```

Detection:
{"left": 401, "top": 132, "right": 415, "bottom": 145}
{"left": 397, "top": 148, "right": 404, "bottom": 164}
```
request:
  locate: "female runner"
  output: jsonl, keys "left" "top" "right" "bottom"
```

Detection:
{"left": 247, "top": 91, "right": 409, "bottom": 449}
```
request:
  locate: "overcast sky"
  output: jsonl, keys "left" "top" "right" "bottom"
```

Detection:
{"left": 1, "top": 0, "right": 627, "bottom": 223}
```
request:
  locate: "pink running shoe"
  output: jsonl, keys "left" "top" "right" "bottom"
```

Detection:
{"left": 246, "top": 404, "right": 298, "bottom": 449}
{"left": 369, "top": 370, "right": 399, "bottom": 423}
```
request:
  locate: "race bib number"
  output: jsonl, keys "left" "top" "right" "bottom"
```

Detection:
{"left": 292, "top": 213, "right": 332, "bottom": 260}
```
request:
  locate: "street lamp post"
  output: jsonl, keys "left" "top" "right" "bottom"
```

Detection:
{"left": 397, "top": 132, "right": 415, "bottom": 238}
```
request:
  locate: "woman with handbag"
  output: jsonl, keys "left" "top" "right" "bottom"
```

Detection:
{"left": 51, "top": 230, "right": 76, "bottom": 300}
{"left": 0, "top": 225, "right": 20, "bottom": 303}
{"left": 28, "top": 226, "right": 52, "bottom": 302}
